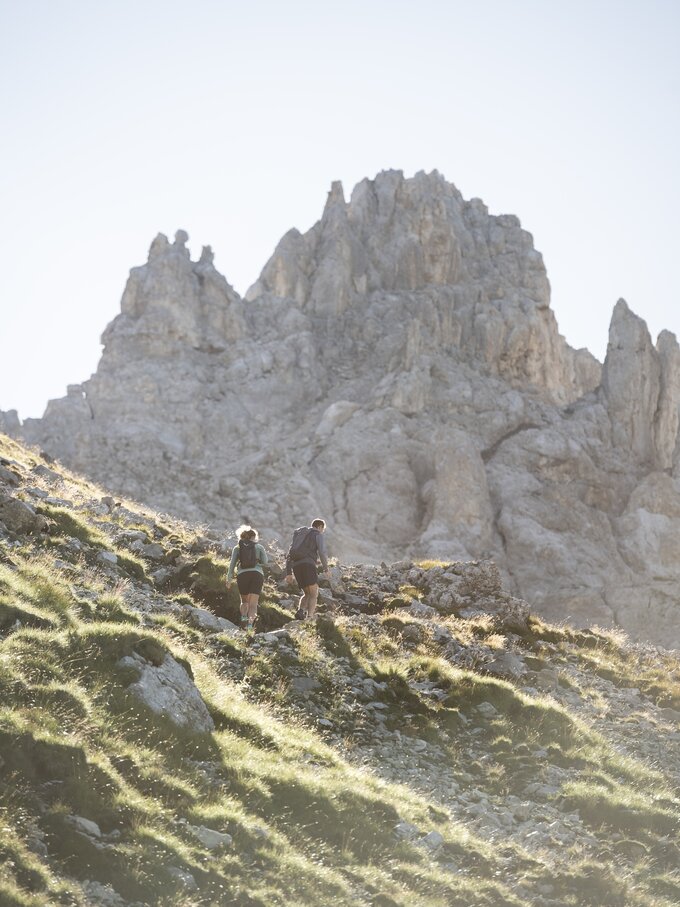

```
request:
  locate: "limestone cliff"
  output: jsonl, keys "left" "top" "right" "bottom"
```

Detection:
{"left": 4, "top": 170, "right": 680, "bottom": 646}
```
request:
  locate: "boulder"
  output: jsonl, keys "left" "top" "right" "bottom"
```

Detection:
{"left": 0, "top": 494, "right": 48, "bottom": 534}
{"left": 65, "top": 815, "right": 102, "bottom": 839}
{"left": 0, "top": 465, "right": 20, "bottom": 487}
{"left": 118, "top": 652, "right": 214, "bottom": 734}
{"left": 184, "top": 606, "right": 238, "bottom": 634}
{"left": 97, "top": 551, "right": 118, "bottom": 566}
{"left": 485, "top": 652, "right": 527, "bottom": 680}
{"left": 188, "top": 824, "right": 232, "bottom": 850}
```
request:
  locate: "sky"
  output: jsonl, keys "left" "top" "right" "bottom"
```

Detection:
{"left": 1, "top": 0, "right": 678, "bottom": 418}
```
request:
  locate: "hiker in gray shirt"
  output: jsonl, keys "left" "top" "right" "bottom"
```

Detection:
{"left": 284, "top": 518, "right": 328, "bottom": 620}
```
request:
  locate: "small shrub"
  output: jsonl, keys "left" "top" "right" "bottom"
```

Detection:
{"left": 398, "top": 584, "right": 422, "bottom": 600}
{"left": 95, "top": 594, "right": 140, "bottom": 625}
{"left": 114, "top": 550, "right": 148, "bottom": 582}
{"left": 380, "top": 615, "right": 410, "bottom": 637}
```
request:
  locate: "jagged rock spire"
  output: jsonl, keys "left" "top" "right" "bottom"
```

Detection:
{"left": 602, "top": 299, "right": 680, "bottom": 469}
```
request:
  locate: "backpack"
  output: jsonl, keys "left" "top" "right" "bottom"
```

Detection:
{"left": 289, "top": 527, "right": 318, "bottom": 563}
{"left": 238, "top": 539, "right": 257, "bottom": 569}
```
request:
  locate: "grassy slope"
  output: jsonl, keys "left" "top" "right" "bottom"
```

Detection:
{"left": 0, "top": 432, "right": 679, "bottom": 907}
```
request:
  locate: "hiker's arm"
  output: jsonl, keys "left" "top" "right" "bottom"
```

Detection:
{"left": 317, "top": 534, "right": 329, "bottom": 573}
{"left": 226, "top": 547, "right": 239, "bottom": 583}
{"left": 284, "top": 545, "right": 292, "bottom": 577}
{"left": 259, "top": 545, "right": 268, "bottom": 567}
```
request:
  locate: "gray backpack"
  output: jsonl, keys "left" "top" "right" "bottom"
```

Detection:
{"left": 289, "top": 527, "right": 318, "bottom": 563}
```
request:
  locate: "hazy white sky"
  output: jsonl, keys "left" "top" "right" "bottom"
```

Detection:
{"left": 1, "top": 0, "right": 678, "bottom": 417}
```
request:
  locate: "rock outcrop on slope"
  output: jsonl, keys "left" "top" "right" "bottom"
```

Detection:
{"left": 3, "top": 170, "right": 680, "bottom": 646}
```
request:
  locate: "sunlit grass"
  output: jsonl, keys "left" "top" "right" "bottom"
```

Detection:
{"left": 562, "top": 779, "right": 679, "bottom": 836}
{"left": 1, "top": 429, "right": 679, "bottom": 906}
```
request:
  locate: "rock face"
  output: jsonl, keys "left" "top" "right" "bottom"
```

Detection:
{"left": 0, "top": 410, "right": 20, "bottom": 435}
{"left": 3, "top": 170, "right": 680, "bottom": 646}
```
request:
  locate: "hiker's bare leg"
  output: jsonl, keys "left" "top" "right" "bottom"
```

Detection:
{"left": 239, "top": 594, "right": 248, "bottom": 618}
{"left": 305, "top": 583, "right": 319, "bottom": 618}
{"left": 247, "top": 593, "right": 259, "bottom": 621}
{"left": 298, "top": 590, "right": 308, "bottom": 613}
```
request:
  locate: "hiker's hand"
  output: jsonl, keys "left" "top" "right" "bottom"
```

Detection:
{"left": 226, "top": 580, "right": 233, "bottom": 589}
{"left": 285, "top": 574, "right": 294, "bottom": 585}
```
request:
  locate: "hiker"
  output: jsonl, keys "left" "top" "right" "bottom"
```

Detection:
{"left": 284, "top": 518, "right": 329, "bottom": 620}
{"left": 226, "top": 525, "right": 268, "bottom": 631}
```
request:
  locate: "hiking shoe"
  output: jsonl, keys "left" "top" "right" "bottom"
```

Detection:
{"left": 294, "top": 608, "right": 307, "bottom": 621}
{"left": 247, "top": 620, "right": 255, "bottom": 632}
{"left": 240, "top": 615, "right": 248, "bottom": 629}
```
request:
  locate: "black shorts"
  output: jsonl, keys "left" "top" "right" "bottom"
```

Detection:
{"left": 293, "top": 562, "right": 318, "bottom": 588}
{"left": 237, "top": 571, "right": 264, "bottom": 595}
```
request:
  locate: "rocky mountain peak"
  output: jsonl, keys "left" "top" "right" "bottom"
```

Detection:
{"left": 248, "top": 170, "right": 597, "bottom": 403}
{"left": 3, "top": 171, "right": 680, "bottom": 646}
{"left": 250, "top": 168, "right": 544, "bottom": 307}
{"left": 109, "top": 228, "right": 244, "bottom": 354}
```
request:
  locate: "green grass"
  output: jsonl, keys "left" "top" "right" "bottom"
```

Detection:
{"left": 575, "top": 645, "right": 680, "bottom": 710}
{"left": 2, "top": 431, "right": 680, "bottom": 906}
{"left": 0, "top": 559, "right": 76, "bottom": 632}
{"left": 89, "top": 592, "right": 140, "bottom": 625}
{"left": 36, "top": 503, "right": 109, "bottom": 549}
{"left": 561, "top": 780, "right": 679, "bottom": 837}
{"left": 0, "top": 549, "right": 524, "bottom": 907}
{"left": 30, "top": 501, "right": 150, "bottom": 583}
{"left": 112, "top": 549, "right": 149, "bottom": 582}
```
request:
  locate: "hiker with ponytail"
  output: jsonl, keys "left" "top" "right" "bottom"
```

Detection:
{"left": 226, "top": 525, "right": 268, "bottom": 631}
